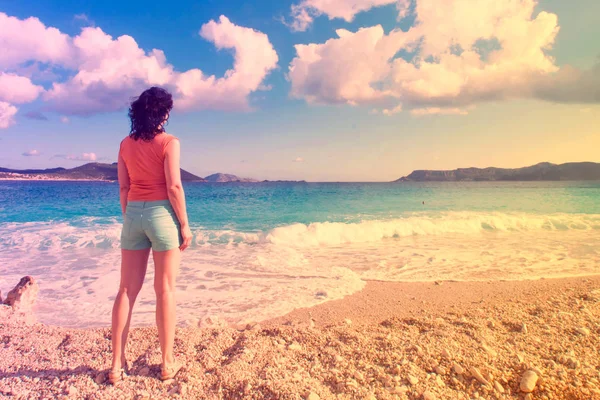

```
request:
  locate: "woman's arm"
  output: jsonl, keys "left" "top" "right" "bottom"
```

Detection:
{"left": 117, "top": 150, "right": 130, "bottom": 216}
{"left": 164, "top": 139, "right": 192, "bottom": 251}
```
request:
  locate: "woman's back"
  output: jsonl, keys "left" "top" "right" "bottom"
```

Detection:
{"left": 120, "top": 133, "right": 178, "bottom": 201}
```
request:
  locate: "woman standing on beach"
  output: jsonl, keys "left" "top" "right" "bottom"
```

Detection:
{"left": 110, "top": 87, "right": 192, "bottom": 383}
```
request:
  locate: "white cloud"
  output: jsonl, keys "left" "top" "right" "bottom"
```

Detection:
{"left": 289, "top": 26, "right": 415, "bottom": 105}
{"left": 74, "top": 14, "right": 93, "bottom": 26}
{"left": 293, "top": 157, "right": 305, "bottom": 162}
{"left": 0, "top": 102, "right": 18, "bottom": 129}
{"left": 54, "top": 152, "right": 97, "bottom": 161}
{"left": 410, "top": 107, "right": 470, "bottom": 116}
{"left": 0, "top": 13, "right": 74, "bottom": 69}
{"left": 77, "top": 152, "right": 97, "bottom": 161}
{"left": 288, "top": 0, "right": 598, "bottom": 115}
{"left": 175, "top": 16, "right": 279, "bottom": 111}
{"left": 0, "top": 12, "right": 278, "bottom": 126}
{"left": 22, "top": 149, "right": 41, "bottom": 156}
{"left": 382, "top": 104, "right": 403, "bottom": 116}
{"left": 288, "top": 0, "right": 403, "bottom": 32}
{"left": 0, "top": 73, "right": 44, "bottom": 104}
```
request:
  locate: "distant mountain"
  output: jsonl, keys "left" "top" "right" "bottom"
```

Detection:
{"left": 395, "top": 162, "right": 600, "bottom": 182}
{"left": 204, "top": 173, "right": 259, "bottom": 183}
{"left": 0, "top": 162, "right": 206, "bottom": 182}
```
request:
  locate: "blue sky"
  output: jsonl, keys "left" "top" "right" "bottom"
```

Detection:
{"left": 0, "top": 0, "right": 599, "bottom": 181}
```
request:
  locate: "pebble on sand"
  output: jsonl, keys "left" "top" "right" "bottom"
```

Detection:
{"left": 469, "top": 367, "right": 490, "bottom": 386}
{"left": 494, "top": 381, "right": 505, "bottom": 393}
{"left": 408, "top": 374, "right": 419, "bottom": 385}
{"left": 453, "top": 363, "right": 464, "bottom": 375}
{"left": 423, "top": 390, "right": 437, "bottom": 400}
{"left": 575, "top": 327, "right": 590, "bottom": 336}
{"left": 520, "top": 370, "right": 539, "bottom": 393}
{"left": 434, "top": 366, "right": 446, "bottom": 375}
{"left": 306, "top": 392, "right": 320, "bottom": 400}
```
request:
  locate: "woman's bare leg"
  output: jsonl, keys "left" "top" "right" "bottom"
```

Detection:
{"left": 153, "top": 248, "right": 180, "bottom": 369}
{"left": 111, "top": 248, "right": 150, "bottom": 371}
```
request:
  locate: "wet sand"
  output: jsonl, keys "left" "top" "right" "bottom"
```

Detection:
{"left": 1, "top": 276, "right": 599, "bottom": 399}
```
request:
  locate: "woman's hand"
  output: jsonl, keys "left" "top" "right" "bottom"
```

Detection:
{"left": 180, "top": 224, "right": 193, "bottom": 251}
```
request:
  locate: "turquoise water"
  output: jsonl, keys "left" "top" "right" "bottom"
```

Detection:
{"left": 1, "top": 180, "right": 599, "bottom": 328}
{"left": 1, "top": 181, "right": 599, "bottom": 227}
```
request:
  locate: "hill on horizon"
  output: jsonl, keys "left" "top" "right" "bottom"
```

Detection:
{"left": 204, "top": 173, "right": 259, "bottom": 183}
{"left": 0, "top": 162, "right": 206, "bottom": 182}
{"left": 395, "top": 162, "right": 600, "bottom": 182}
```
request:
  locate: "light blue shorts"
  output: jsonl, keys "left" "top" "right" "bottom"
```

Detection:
{"left": 121, "top": 200, "right": 182, "bottom": 251}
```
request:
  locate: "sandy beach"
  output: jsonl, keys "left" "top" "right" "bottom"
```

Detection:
{"left": 1, "top": 276, "right": 599, "bottom": 400}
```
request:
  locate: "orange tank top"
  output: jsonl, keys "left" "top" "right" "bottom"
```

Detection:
{"left": 119, "top": 133, "right": 178, "bottom": 201}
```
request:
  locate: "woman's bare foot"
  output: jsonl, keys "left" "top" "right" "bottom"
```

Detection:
{"left": 160, "top": 361, "right": 183, "bottom": 381}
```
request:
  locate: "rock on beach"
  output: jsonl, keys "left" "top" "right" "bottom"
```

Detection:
{"left": 3, "top": 276, "right": 39, "bottom": 310}
{"left": 520, "top": 370, "right": 539, "bottom": 393}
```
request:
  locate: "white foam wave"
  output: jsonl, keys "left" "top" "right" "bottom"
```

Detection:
{"left": 1, "top": 212, "right": 598, "bottom": 252}
{"left": 1, "top": 211, "right": 599, "bottom": 328}
{"left": 265, "top": 212, "right": 600, "bottom": 247}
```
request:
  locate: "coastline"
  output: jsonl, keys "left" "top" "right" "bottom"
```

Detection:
{"left": 1, "top": 276, "right": 598, "bottom": 399}
{"left": 0, "top": 178, "right": 114, "bottom": 182}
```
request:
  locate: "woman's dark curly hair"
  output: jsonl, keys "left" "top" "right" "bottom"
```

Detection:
{"left": 128, "top": 87, "right": 173, "bottom": 141}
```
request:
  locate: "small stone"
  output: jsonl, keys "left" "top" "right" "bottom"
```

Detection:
{"left": 441, "top": 349, "right": 451, "bottom": 359}
{"left": 575, "top": 327, "right": 590, "bottom": 336}
{"left": 33, "top": 377, "right": 40, "bottom": 383}
{"left": 469, "top": 367, "right": 490, "bottom": 386}
{"left": 167, "top": 385, "right": 180, "bottom": 396}
{"left": 346, "top": 379, "right": 359, "bottom": 389}
{"left": 67, "top": 386, "right": 78, "bottom": 396}
{"left": 487, "top": 320, "right": 495, "bottom": 328}
{"left": 423, "top": 390, "right": 437, "bottom": 400}
{"left": 413, "top": 345, "right": 424, "bottom": 355}
{"left": 344, "top": 318, "right": 352, "bottom": 326}
{"left": 494, "top": 381, "right": 505, "bottom": 393}
{"left": 481, "top": 344, "right": 497, "bottom": 358}
{"left": 453, "top": 363, "right": 464, "bottom": 375}
{"left": 135, "top": 391, "right": 150, "bottom": 400}
{"left": 138, "top": 366, "right": 150, "bottom": 376}
{"left": 306, "top": 393, "right": 320, "bottom": 400}
{"left": 288, "top": 342, "right": 302, "bottom": 351}
{"left": 436, "top": 375, "right": 444, "bottom": 387}
{"left": 524, "top": 394, "right": 533, "bottom": 400}
{"left": 434, "top": 366, "right": 446, "bottom": 375}
{"left": 520, "top": 323, "right": 528, "bottom": 333}
{"left": 407, "top": 374, "right": 419, "bottom": 385}
{"left": 94, "top": 372, "right": 105, "bottom": 384}
{"left": 520, "top": 370, "right": 539, "bottom": 393}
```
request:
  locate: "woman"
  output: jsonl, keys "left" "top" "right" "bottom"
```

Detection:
{"left": 110, "top": 87, "right": 192, "bottom": 384}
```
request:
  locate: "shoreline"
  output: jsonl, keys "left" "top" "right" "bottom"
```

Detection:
{"left": 1, "top": 275, "right": 599, "bottom": 399}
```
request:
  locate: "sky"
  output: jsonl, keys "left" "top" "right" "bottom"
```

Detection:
{"left": 0, "top": 0, "right": 599, "bottom": 182}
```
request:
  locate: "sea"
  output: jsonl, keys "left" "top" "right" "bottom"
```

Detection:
{"left": 1, "top": 180, "right": 599, "bottom": 328}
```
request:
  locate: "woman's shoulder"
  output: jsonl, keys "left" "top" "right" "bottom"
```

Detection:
{"left": 163, "top": 132, "right": 179, "bottom": 141}
{"left": 160, "top": 133, "right": 179, "bottom": 156}
{"left": 119, "top": 135, "right": 132, "bottom": 150}
{"left": 161, "top": 133, "right": 180, "bottom": 146}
